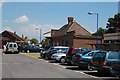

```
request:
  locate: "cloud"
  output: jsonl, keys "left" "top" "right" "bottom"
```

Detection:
{"left": 19, "top": 24, "right": 61, "bottom": 39}
{"left": 2, "top": 24, "right": 62, "bottom": 41}
{"left": 14, "top": 15, "right": 29, "bottom": 23}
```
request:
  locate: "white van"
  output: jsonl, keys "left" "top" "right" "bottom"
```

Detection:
{"left": 5, "top": 42, "right": 19, "bottom": 53}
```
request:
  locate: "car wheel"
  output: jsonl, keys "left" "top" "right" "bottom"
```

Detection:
{"left": 87, "top": 63, "right": 93, "bottom": 71}
{"left": 22, "top": 50, "right": 25, "bottom": 53}
{"left": 71, "top": 61, "right": 74, "bottom": 65}
{"left": 27, "top": 50, "right": 30, "bottom": 53}
{"left": 60, "top": 57, "right": 65, "bottom": 63}
{"left": 45, "top": 55, "right": 49, "bottom": 60}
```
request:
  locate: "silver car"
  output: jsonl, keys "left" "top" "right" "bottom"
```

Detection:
{"left": 51, "top": 47, "right": 69, "bottom": 63}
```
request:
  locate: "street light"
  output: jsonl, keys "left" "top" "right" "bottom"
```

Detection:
{"left": 36, "top": 27, "right": 42, "bottom": 44}
{"left": 88, "top": 12, "right": 99, "bottom": 50}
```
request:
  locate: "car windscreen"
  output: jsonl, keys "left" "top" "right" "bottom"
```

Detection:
{"left": 93, "top": 52, "right": 106, "bottom": 59}
{"left": 108, "top": 52, "right": 120, "bottom": 59}
{"left": 74, "top": 48, "right": 91, "bottom": 56}
{"left": 54, "top": 48, "right": 69, "bottom": 53}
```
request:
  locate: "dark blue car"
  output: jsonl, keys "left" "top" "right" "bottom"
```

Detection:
{"left": 72, "top": 50, "right": 100, "bottom": 70}
{"left": 22, "top": 45, "right": 41, "bottom": 53}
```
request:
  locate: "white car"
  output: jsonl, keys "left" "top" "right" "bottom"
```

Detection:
{"left": 51, "top": 47, "right": 69, "bottom": 63}
{"left": 5, "top": 42, "right": 19, "bottom": 53}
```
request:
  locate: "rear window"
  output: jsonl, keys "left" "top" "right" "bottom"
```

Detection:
{"left": 88, "top": 52, "right": 94, "bottom": 56}
{"left": 14, "top": 44, "right": 17, "bottom": 47}
{"left": 108, "top": 52, "right": 119, "bottom": 59}
{"left": 93, "top": 52, "right": 106, "bottom": 59}
{"left": 9, "top": 44, "right": 12, "bottom": 47}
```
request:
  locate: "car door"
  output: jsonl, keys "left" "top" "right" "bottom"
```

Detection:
{"left": 107, "top": 51, "right": 119, "bottom": 66}
{"left": 92, "top": 52, "right": 106, "bottom": 67}
{"left": 112, "top": 52, "right": 120, "bottom": 71}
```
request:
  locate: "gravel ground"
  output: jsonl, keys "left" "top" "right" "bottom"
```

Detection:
{"left": 20, "top": 52, "right": 40, "bottom": 59}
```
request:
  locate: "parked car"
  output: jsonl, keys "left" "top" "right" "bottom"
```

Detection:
{"left": 22, "top": 45, "right": 41, "bottom": 53}
{"left": 110, "top": 52, "right": 120, "bottom": 79}
{"left": 40, "top": 48, "right": 46, "bottom": 58}
{"left": 45, "top": 46, "right": 69, "bottom": 60}
{"left": 65, "top": 47, "right": 78, "bottom": 65}
{"left": 91, "top": 51, "right": 119, "bottom": 73}
{"left": 66, "top": 47, "right": 92, "bottom": 65}
{"left": 51, "top": 47, "right": 69, "bottom": 63}
{"left": 4, "top": 42, "right": 19, "bottom": 53}
{"left": 72, "top": 50, "right": 96, "bottom": 70}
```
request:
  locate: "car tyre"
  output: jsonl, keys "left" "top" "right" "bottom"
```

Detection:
{"left": 87, "top": 63, "right": 93, "bottom": 71}
{"left": 60, "top": 57, "right": 66, "bottom": 64}
{"left": 45, "top": 55, "right": 49, "bottom": 60}
{"left": 27, "top": 50, "right": 30, "bottom": 53}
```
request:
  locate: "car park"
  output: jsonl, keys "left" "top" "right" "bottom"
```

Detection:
{"left": 45, "top": 46, "right": 69, "bottom": 60}
{"left": 110, "top": 52, "right": 120, "bottom": 79}
{"left": 4, "top": 42, "right": 19, "bottom": 53}
{"left": 66, "top": 48, "right": 92, "bottom": 65}
{"left": 72, "top": 50, "right": 97, "bottom": 70}
{"left": 51, "top": 47, "right": 69, "bottom": 63}
{"left": 91, "top": 51, "right": 119, "bottom": 73}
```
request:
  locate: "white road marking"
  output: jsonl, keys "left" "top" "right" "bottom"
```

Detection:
{"left": 38, "top": 59, "right": 118, "bottom": 79}
{"left": 73, "top": 70, "right": 98, "bottom": 79}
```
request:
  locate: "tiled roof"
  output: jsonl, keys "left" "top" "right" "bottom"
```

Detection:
{"left": 2, "top": 30, "right": 24, "bottom": 41}
{"left": 53, "top": 21, "right": 91, "bottom": 37}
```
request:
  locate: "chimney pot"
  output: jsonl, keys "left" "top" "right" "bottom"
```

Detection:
{"left": 14, "top": 31, "right": 16, "bottom": 34}
{"left": 68, "top": 16, "right": 74, "bottom": 24}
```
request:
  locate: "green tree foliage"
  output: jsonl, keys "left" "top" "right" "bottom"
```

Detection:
{"left": 42, "top": 38, "right": 49, "bottom": 47}
{"left": 106, "top": 13, "right": 120, "bottom": 33}
{"left": 93, "top": 27, "right": 105, "bottom": 36}
{"left": 30, "top": 38, "right": 38, "bottom": 44}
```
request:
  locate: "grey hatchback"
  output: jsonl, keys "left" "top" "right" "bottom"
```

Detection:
{"left": 91, "top": 51, "right": 119, "bottom": 73}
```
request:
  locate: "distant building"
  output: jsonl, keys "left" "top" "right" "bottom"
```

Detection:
{"left": 0, "top": 30, "right": 24, "bottom": 48}
{"left": 51, "top": 17, "right": 102, "bottom": 49}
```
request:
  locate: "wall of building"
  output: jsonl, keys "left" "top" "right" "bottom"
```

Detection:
{"left": 73, "top": 38, "right": 102, "bottom": 49}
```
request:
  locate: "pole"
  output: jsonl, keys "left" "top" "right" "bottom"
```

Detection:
{"left": 96, "top": 13, "right": 98, "bottom": 50}
{"left": 40, "top": 29, "right": 42, "bottom": 43}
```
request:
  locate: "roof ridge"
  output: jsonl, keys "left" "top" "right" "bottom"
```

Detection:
{"left": 75, "top": 22, "right": 91, "bottom": 35}
{"left": 5, "top": 30, "right": 24, "bottom": 41}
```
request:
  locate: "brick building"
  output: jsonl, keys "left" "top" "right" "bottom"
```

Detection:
{"left": 0, "top": 30, "right": 24, "bottom": 48}
{"left": 51, "top": 17, "right": 102, "bottom": 49}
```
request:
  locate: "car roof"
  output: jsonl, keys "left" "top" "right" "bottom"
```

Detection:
{"left": 52, "top": 46, "right": 69, "bottom": 48}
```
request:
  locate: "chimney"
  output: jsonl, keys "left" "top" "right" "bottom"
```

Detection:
{"left": 22, "top": 35, "right": 24, "bottom": 39}
{"left": 68, "top": 16, "right": 74, "bottom": 24}
{"left": 25, "top": 36, "right": 28, "bottom": 41}
{"left": 14, "top": 31, "right": 16, "bottom": 34}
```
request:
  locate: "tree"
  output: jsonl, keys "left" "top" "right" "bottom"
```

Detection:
{"left": 92, "top": 27, "right": 105, "bottom": 36}
{"left": 41, "top": 38, "right": 50, "bottom": 47}
{"left": 106, "top": 13, "right": 120, "bottom": 33}
{"left": 30, "top": 38, "right": 38, "bottom": 44}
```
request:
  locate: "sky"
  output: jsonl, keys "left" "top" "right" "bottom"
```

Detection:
{"left": 1, "top": 2, "right": 119, "bottom": 42}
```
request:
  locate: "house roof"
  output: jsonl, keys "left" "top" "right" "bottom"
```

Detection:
{"left": 0, "top": 37, "right": 10, "bottom": 41}
{"left": 53, "top": 21, "right": 91, "bottom": 37}
{"left": 1, "top": 30, "right": 24, "bottom": 41}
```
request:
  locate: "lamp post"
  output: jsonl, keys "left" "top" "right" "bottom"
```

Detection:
{"left": 88, "top": 12, "right": 99, "bottom": 49}
{"left": 36, "top": 27, "right": 42, "bottom": 44}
